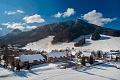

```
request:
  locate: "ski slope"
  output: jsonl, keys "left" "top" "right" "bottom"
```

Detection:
{"left": 23, "top": 34, "right": 120, "bottom": 52}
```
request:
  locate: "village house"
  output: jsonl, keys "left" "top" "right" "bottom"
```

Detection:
{"left": 81, "top": 50, "right": 91, "bottom": 62}
{"left": 19, "top": 54, "right": 46, "bottom": 67}
{"left": 70, "top": 49, "right": 82, "bottom": 58}
{"left": 47, "top": 52, "right": 70, "bottom": 63}
{"left": 106, "top": 50, "right": 120, "bottom": 61}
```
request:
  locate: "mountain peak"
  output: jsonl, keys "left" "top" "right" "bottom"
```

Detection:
{"left": 12, "top": 29, "right": 22, "bottom": 32}
{"left": 9, "top": 29, "right": 22, "bottom": 35}
{"left": 0, "top": 19, "right": 120, "bottom": 46}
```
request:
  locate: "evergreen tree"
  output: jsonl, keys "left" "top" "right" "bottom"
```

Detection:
{"left": 26, "top": 62, "right": 30, "bottom": 70}
{"left": 74, "top": 38, "right": 85, "bottom": 47}
{"left": 81, "top": 55, "right": 85, "bottom": 66}
{"left": 11, "top": 61, "right": 15, "bottom": 71}
{"left": 97, "top": 51, "right": 101, "bottom": 59}
{"left": 116, "top": 56, "right": 119, "bottom": 62}
{"left": 89, "top": 55, "right": 94, "bottom": 65}
{"left": 16, "top": 63, "right": 20, "bottom": 71}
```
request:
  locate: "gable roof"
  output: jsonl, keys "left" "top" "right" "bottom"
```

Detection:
{"left": 19, "top": 54, "right": 45, "bottom": 63}
{"left": 82, "top": 50, "right": 91, "bottom": 57}
{"left": 48, "top": 52, "right": 66, "bottom": 58}
{"left": 71, "top": 49, "right": 80, "bottom": 55}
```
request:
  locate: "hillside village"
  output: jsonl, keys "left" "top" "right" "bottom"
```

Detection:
{"left": 0, "top": 0, "right": 120, "bottom": 80}
{"left": 0, "top": 39, "right": 120, "bottom": 72}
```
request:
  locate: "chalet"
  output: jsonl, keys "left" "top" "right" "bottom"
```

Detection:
{"left": 82, "top": 50, "right": 92, "bottom": 57}
{"left": 47, "top": 52, "right": 70, "bottom": 63}
{"left": 19, "top": 54, "right": 46, "bottom": 67}
{"left": 5, "top": 44, "right": 21, "bottom": 51}
{"left": 81, "top": 50, "right": 94, "bottom": 63}
{"left": 7, "top": 44, "right": 13, "bottom": 50}
{"left": 71, "top": 49, "right": 82, "bottom": 58}
{"left": 106, "top": 50, "right": 120, "bottom": 61}
{"left": 63, "top": 50, "right": 71, "bottom": 59}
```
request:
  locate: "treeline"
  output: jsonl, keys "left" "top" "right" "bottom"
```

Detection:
{"left": 91, "top": 33, "right": 101, "bottom": 40}
{"left": 74, "top": 38, "right": 85, "bottom": 47}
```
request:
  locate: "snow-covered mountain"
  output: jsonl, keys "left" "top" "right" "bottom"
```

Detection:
{"left": 0, "top": 29, "right": 11, "bottom": 37}
{"left": 8, "top": 29, "right": 22, "bottom": 35}
{"left": 0, "top": 19, "right": 120, "bottom": 46}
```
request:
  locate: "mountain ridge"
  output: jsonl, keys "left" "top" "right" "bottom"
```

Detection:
{"left": 0, "top": 19, "right": 120, "bottom": 46}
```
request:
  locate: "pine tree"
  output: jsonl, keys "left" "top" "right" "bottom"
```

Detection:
{"left": 89, "top": 55, "right": 94, "bottom": 65}
{"left": 11, "top": 61, "right": 15, "bottom": 71}
{"left": 26, "top": 62, "right": 30, "bottom": 70}
{"left": 116, "top": 56, "right": 119, "bottom": 62}
{"left": 16, "top": 63, "right": 20, "bottom": 71}
{"left": 81, "top": 55, "right": 85, "bottom": 66}
{"left": 97, "top": 51, "right": 101, "bottom": 59}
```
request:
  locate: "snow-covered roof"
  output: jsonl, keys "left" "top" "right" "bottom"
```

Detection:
{"left": 48, "top": 52, "right": 66, "bottom": 58}
{"left": 19, "top": 54, "right": 45, "bottom": 63}
{"left": 14, "top": 57, "right": 19, "bottom": 59}
{"left": 82, "top": 50, "right": 91, "bottom": 57}
{"left": 71, "top": 49, "right": 79, "bottom": 55}
{"left": 65, "top": 51, "right": 72, "bottom": 56}
{"left": 111, "top": 52, "right": 120, "bottom": 54}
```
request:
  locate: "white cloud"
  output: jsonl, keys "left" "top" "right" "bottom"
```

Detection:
{"left": 23, "top": 14, "right": 45, "bottom": 23}
{"left": 2, "top": 22, "right": 25, "bottom": 30}
{"left": 53, "top": 12, "right": 62, "bottom": 18}
{"left": 0, "top": 28, "right": 2, "bottom": 30}
{"left": 63, "top": 8, "right": 75, "bottom": 17}
{"left": 82, "top": 10, "right": 117, "bottom": 26}
{"left": 5, "top": 10, "right": 24, "bottom": 15}
{"left": 5, "top": 11, "right": 16, "bottom": 15}
{"left": 26, "top": 26, "right": 37, "bottom": 29}
{"left": 16, "top": 10, "right": 24, "bottom": 13}
{"left": 53, "top": 8, "right": 75, "bottom": 18}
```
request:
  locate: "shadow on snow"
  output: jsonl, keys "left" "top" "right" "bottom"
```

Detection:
{"left": 72, "top": 63, "right": 116, "bottom": 80}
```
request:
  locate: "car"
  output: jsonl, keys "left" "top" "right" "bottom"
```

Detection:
{"left": 115, "top": 62, "right": 120, "bottom": 69}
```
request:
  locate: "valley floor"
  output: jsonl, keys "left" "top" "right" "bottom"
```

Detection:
{"left": 0, "top": 62, "right": 120, "bottom": 80}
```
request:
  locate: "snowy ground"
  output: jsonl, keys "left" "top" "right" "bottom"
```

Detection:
{"left": 0, "top": 62, "right": 120, "bottom": 80}
{"left": 16, "top": 34, "right": 120, "bottom": 80}
{"left": 23, "top": 34, "right": 120, "bottom": 52}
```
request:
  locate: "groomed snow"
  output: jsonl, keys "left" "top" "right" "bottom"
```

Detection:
{"left": 23, "top": 34, "right": 120, "bottom": 52}
{"left": 0, "top": 62, "right": 120, "bottom": 80}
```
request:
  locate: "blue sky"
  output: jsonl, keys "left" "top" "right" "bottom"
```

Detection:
{"left": 0, "top": 0, "right": 120, "bottom": 36}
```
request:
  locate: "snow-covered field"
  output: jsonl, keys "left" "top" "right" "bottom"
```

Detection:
{"left": 0, "top": 62, "right": 120, "bottom": 80}
{"left": 23, "top": 34, "right": 120, "bottom": 52}
{"left": 14, "top": 34, "right": 120, "bottom": 80}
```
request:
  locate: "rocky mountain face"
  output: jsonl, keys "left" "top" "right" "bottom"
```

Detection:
{"left": 0, "top": 19, "right": 120, "bottom": 46}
